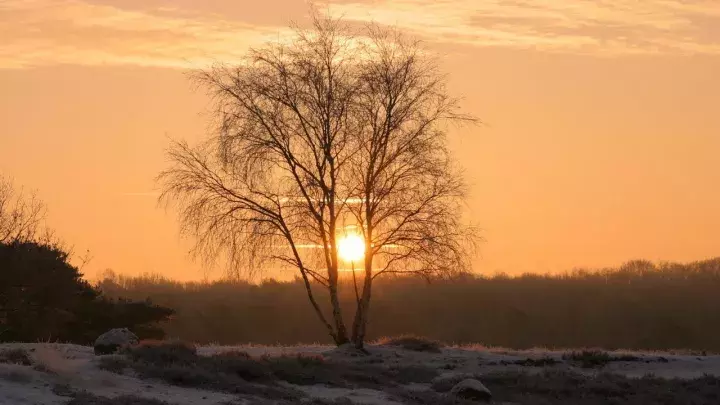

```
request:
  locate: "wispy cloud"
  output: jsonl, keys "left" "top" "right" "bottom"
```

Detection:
{"left": 333, "top": 0, "right": 720, "bottom": 56}
{"left": 1, "top": 0, "right": 719, "bottom": 69}
{"left": 0, "top": 0, "right": 291, "bottom": 69}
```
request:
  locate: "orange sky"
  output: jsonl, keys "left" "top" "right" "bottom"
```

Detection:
{"left": 1, "top": 0, "right": 719, "bottom": 280}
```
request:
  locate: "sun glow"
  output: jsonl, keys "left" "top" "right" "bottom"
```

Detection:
{"left": 337, "top": 234, "right": 366, "bottom": 263}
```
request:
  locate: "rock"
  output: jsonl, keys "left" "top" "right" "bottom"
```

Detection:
{"left": 450, "top": 379, "right": 492, "bottom": 402}
{"left": 94, "top": 328, "right": 138, "bottom": 355}
{"left": 432, "top": 372, "right": 477, "bottom": 392}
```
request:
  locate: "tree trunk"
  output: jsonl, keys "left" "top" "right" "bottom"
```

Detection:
{"left": 299, "top": 269, "right": 338, "bottom": 343}
{"left": 328, "top": 265, "right": 349, "bottom": 345}
{"left": 351, "top": 258, "right": 373, "bottom": 349}
{"left": 289, "top": 242, "right": 342, "bottom": 345}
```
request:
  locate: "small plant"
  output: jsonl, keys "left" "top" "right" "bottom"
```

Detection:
{"left": 390, "top": 386, "right": 480, "bottom": 405}
{"left": 124, "top": 340, "right": 197, "bottom": 365}
{"left": 478, "top": 370, "right": 720, "bottom": 405}
{"left": 0, "top": 348, "right": 33, "bottom": 366}
{"left": 213, "top": 350, "right": 251, "bottom": 359}
{"left": 52, "top": 383, "right": 76, "bottom": 397}
{"left": 206, "top": 352, "right": 274, "bottom": 382}
{"left": 66, "top": 392, "right": 172, "bottom": 405}
{"left": 98, "top": 355, "right": 130, "bottom": 374}
{"left": 377, "top": 335, "right": 444, "bottom": 353}
{"left": 563, "top": 350, "right": 641, "bottom": 368}
{"left": 283, "top": 353, "right": 325, "bottom": 367}
{"left": 563, "top": 350, "right": 612, "bottom": 368}
{"left": 32, "top": 362, "right": 54, "bottom": 373}
{"left": 513, "top": 357, "right": 559, "bottom": 367}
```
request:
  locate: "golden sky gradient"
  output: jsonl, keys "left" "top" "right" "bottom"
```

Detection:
{"left": 1, "top": 0, "right": 719, "bottom": 280}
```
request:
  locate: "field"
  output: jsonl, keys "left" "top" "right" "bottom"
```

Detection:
{"left": 2, "top": 341, "right": 719, "bottom": 405}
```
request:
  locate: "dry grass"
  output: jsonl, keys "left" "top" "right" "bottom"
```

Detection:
{"left": 65, "top": 392, "right": 173, "bottom": 405}
{"left": 391, "top": 370, "right": 720, "bottom": 405}
{"left": 562, "top": 350, "right": 642, "bottom": 369}
{"left": 99, "top": 340, "right": 438, "bottom": 401}
{"left": 123, "top": 340, "right": 198, "bottom": 364}
{"left": 376, "top": 335, "right": 444, "bottom": 353}
{"left": 0, "top": 348, "right": 33, "bottom": 365}
{"left": 483, "top": 370, "right": 720, "bottom": 405}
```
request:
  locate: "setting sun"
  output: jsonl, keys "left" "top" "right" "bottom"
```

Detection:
{"left": 337, "top": 234, "right": 365, "bottom": 263}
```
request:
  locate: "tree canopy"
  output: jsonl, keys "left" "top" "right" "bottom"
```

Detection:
{"left": 159, "top": 14, "right": 477, "bottom": 347}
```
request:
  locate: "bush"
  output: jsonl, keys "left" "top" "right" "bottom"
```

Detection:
{"left": 480, "top": 370, "right": 720, "bottom": 405}
{"left": 101, "top": 348, "right": 301, "bottom": 400}
{"left": 508, "top": 357, "right": 560, "bottom": 367}
{"left": 0, "top": 241, "right": 174, "bottom": 344}
{"left": 0, "top": 348, "right": 32, "bottom": 365}
{"left": 124, "top": 340, "right": 197, "bottom": 365}
{"left": 102, "top": 347, "right": 439, "bottom": 395}
{"left": 562, "top": 350, "right": 640, "bottom": 369}
{"left": 97, "top": 355, "right": 130, "bottom": 374}
{"left": 389, "top": 387, "right": 480, "bottom": 405}
{"left": 377, "top": 335, "right": 444, "bottom": 353}
{"left": 66, "top": 393, "right": 172, "bottom": 405}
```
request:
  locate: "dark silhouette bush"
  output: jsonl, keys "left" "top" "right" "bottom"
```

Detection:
{"left": 0, "top": 348, "right": 32, "bottom": 365}
{"left": 377, "top": 335, "right": 444, "bottom": 353}
{"left": 101, "top": 344, "right": 438, "bottom": 394}
{"left": 481, "top": 371, "right": 720, "bottom": 405}
{"left": 124, "top": 340, "right": 197, "bottom": 365}
{"left": 0, "top": 241, "right": 173, "bottom": 344}
{"left": 66, "top": 393, "right": 172, "bottom": 405}
{"left": 563, "top": 350, "right": 641, "bottom": 368}
{"left": 512, "top": 357, "right": 560, "bottom": 367}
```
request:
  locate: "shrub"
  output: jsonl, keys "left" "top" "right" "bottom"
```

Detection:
{"left": 205, "top": 352, "right": 274, "bottom": 382}
{"left": 124, "top": 340, "right": 197, "bottom": 365}
{"left": 0, "top": 241, "right": 173, "bottom": 344}
{"left": 0, "top": 348, "right": 32, "bottom": 365}
{"left": 480, "top": 370, "right": 720, "bottom": 405}
{"left": 563, "top": 350, "right": 640, "bottom": 368}
{"left": 98, "top": 355, "right": 130, "bottom": 374}
{"left": 511, "top": 357, "right": 560, "bottom": 367}
{"left": 101, "top": 349, "right": 301, "bottom": 400}
{"left": 377, "top": 335, "right": 444, "bottom": 353}
{"left": 66, "top": 392, "right": 172, "bottom": 405}
{"left": 389, "top": 387, "right": 480, "bottom": 405}
{"left": 102, "top": 347, "right": 438, "bottom": 395}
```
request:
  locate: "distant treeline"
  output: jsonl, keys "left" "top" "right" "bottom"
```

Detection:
{"left": 97, "top": 258, "right": 720, "bottom": 352}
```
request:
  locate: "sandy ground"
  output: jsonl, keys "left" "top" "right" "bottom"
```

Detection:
{"left": 2, "top": 342, "right": 719, "bottom": 405}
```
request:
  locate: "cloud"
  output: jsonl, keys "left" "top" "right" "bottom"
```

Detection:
{"left": 0, "top": 0, "right": 292, "bottom": 69}
{"left": 1, "top": 0, "right": 719, "bottom": 70}
{"left": 331, "top": 0, "right": 720, "bottom": 56}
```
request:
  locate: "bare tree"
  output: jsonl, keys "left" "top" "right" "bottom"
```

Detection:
{"left": 0, "top": 176, "right": 47, "bottom": 244}
{"left": 158, "top": 13, "right": 476, "bottom": 348}
{"left": 345, "top": 28, "right": 477, "bottom": 348}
